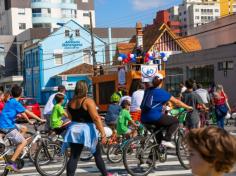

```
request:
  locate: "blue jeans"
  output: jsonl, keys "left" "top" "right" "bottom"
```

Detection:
{"left": 216, "top": 116, "right": 224, "bottom": 129}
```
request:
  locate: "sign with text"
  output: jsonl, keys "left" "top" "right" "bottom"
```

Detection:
{"left": 141, "top": 65, "right": 158, "bottom": 82}
{"left": 62, "top": 38, "right": 83, "bottom": 49}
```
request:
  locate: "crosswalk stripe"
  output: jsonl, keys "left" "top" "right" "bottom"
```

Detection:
{"left": 7, "top": 155, "right": 192, "bottom": 176}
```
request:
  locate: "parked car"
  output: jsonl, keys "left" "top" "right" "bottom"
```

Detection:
{"left": 17, "top": 97, "right": 41, "bottom": 120}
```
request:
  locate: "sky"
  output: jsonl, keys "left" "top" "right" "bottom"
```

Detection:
{"left": 95, "top": 0, "right": 182, "bottom": 28}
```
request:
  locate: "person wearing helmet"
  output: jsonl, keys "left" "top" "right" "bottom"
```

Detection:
{"left": 105, "top": 93, "right": 122, "bottom": 136}
{"left": 141, "top": 73, "right": 193, "bottom": 148}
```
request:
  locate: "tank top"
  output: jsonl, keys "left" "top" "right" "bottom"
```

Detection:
{"left": 214, "top": 91, "right": 227, "bottom": 106}
{"left": 67, "top": 98, "right": 93, "bottom": 123}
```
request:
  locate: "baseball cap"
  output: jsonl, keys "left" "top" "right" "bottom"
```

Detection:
{"left": 153, "top": 73, "right": 164, "bottom": 80}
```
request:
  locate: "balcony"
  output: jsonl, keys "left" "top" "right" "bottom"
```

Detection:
{"left": 31, "top": 1, "right": 77, "bottom": 10}
{"left": 61, "top": 14, "right": 76, "bottom": 18}
{"left": 32, "top": 13, "right": 51, "bottom": 17}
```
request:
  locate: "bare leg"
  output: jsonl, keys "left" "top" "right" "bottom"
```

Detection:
{"left": 20, "top": 125, "right": 28, "bottom": 135}
{"left": 11, "top": 139, "right": 27, "bottom": 161}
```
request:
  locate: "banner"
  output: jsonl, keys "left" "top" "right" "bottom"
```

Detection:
{"left": 141, "top": 65, "right": 158, "bottom": 82}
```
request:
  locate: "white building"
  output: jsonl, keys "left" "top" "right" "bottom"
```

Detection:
{"left": 0, "top": 0, "right": 95, "bottom": 36}
{"left": 168, "top": 6, "right": 180, "bottom": 21}
{"left": 0, "top": 0, "right": 32, "bottom": 36}
{"left": 178, "top": 0, "right": 220, "bottom": 36}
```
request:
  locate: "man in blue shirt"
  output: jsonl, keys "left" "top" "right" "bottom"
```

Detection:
{"left": 141, "top": 73, "right": 193, "bottom": 148}
{"left": 0, "top": 85, "right": 45, "bottom": 171}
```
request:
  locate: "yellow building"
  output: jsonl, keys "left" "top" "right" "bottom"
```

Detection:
{"left": 202, "top": 0, "right": 235, "bottom": 16}
{"left": 220, "top": 0, "right": 234, "bottom": 16}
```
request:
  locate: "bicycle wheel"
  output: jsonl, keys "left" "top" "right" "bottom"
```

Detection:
{"left": 123, "top": 136, "right": 156, "bottom": 176}
{"left": 0, "top": 156, "right": 9, "bottom": 176}
{"left": 107, "top": 144, "right": 122, "bottom": 163}
{"left": 176, "top": 134, "right": 190, "bottom": 169}
{"left": 101, "top": 143, "right": 109, "bottom": 155}
{"left": 80, "top": 148, "right": 93, "bottom": 161}
{"left": 35, "top": 142, "right": 67, "bottom": 176}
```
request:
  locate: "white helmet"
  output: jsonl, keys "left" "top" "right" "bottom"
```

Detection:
{"left": 225, "top": 113, "right": 231, "bottom": 119}
{"left": 232, "top": 113, "right": 236, "bottom": 119}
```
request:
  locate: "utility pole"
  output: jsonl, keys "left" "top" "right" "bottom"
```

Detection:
{"left": 89, "top": 11, "right": 97, "bottom": 72}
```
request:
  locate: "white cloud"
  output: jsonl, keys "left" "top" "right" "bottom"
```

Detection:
{"left": 131, "top": 0, "right": 170, "bottom": 11}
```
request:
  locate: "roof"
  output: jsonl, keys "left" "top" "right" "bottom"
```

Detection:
{"left": 144, "top": 23, "right": 201, "bottom": 52}
{"left": 58, "top": 63, "right": 93, "bottom": 75}
{"left": 116, "top": 23, "right": 201, "bottom": 54}
{"left": 178, "top": 36, "right": 202, "bottom": 52}
{"left": 117, "top": 43, "right": 136, "bottom": 55}
{"left": 93, "top": 28, "right": 136, "bottom": 38}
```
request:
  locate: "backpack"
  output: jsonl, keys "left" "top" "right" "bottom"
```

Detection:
{"left": 140, "top": 88, "right": 160, "bottom": 112}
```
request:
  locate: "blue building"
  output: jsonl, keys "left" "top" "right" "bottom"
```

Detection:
{"left": 24, "top": 20, "right": 106, "bottom": 104}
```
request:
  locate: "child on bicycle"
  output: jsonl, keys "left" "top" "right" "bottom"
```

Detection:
{"left": 0, "top": 85, "right": 45, "bottom": 171}
{"left": 116, "top": 100, "right": 138, "bottom": 138}
{"left": 50, "top": 93, "right": 70, "bottom": 135}
{"left": 105, "top": 93, "right": 121, "bottom": 139}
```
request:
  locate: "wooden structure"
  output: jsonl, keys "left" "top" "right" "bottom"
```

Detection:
{"left": 92, "top": 63, "right": 165, "bottom": 112}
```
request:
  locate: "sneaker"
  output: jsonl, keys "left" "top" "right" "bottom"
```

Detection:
{"left": 6, "top": 162, "right": 18, "bottom": 172}
{"left": 107, "top": 172, "right": 119, "bottom": 176}
{"left": 161, "top": 140, "right": 175, "bottom": 149}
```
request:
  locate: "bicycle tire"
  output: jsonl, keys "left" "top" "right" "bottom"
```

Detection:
{"left": 80, "top": 148, "right": 93, "bottom": 161}
{"left": 35, "top": 142, "right": 67, "bottom": 176}
{"left": 107, "top": 144, "right": 122, "bottom": 163}
{"left": 101, "top": 143, "right": 109, "bottom": 155}
{"left": 123, "top": 136, "right": 156, "bottom": 176}
{"left": 176, "top": 134, "right": 190, "bottom": 169}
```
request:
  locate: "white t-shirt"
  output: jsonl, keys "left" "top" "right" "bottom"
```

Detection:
{"left": 195, "top": 88, "right": 210, "bottom": 104}
{"left": 130, "top": 89, "right": 144, "bottom": 112}
{"left": 43, "top": 93, "right": 57, "bottom": 115}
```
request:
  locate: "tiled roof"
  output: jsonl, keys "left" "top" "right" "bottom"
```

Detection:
{"left": 117, "top": 43, "right": 136, "bottom": 55}
{"left": 143, "top": 23, "right": 164, "bottom": 52}
{"left": 179, "top": 36, "right": 202, "bottom": 52}
{"left": 116, "top": 23, "right": 201, "bottom": 55}
{"left": 58, "top": 63, "right": 93, "bottom": 75}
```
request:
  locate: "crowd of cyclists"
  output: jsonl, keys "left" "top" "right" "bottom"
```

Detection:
{"left": 0, "top": 72, "right": 236, "bottom": 176}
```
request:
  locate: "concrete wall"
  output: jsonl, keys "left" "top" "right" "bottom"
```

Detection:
{"left": 167, "top": 44, "right": 236, "bottom": 105}
{"left": 188, "top": 14, "right": 236, "bottom": 49}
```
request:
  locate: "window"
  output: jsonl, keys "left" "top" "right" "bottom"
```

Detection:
{"left": 98, "top": 81, "right": 115, "bottom": 104}
{"left": 215, "top": 9, "right": 219, "bottom": 12}
{"left": 83, "top": 12, "right": 89, "bottom": 17}
{"left": 18, "top": 8, "right": 25, "bottom": 15}
{"left": 83, "top": 50, "right": 91, "bottom": 64}
{"left": 33, "top": 23, "right": 51, "bottom": 28}
{"left": 65, "top": 30, "right": 70, "bottom": 37}
{"left": 84, "top": 24, "right": 90, "bottom": 29}
{"left": 54, "top": 53, "right": 63, "bottom": 65}
{"left": 19, "top": 23, "right": 26, "bottom": 30}
{"left": 32, "top": 8, "right": 41, "bottom": 14}
{"left": 195, "top": 16, "right": 199, "bottom": 19}
{"left": 187, "top": 65, "right": 214, "bottom": 87}
{"left": 75, "top": 29, "right": 80, "bottom": 36}
{"left": 218, "top": 61, "right": 234, "bottom": 70}
{"left": 184, "top": 11, "right": 186, "bottom": 14}
{"left": 195, "top": 9, "right": 199, "bottom": 12}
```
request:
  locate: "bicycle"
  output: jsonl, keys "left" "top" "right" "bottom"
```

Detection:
{"left": 122, "top": 110, "right": 190, "bottom": 176}
{"left": 0, "top": 121, "right": 47, "bottom": 175}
